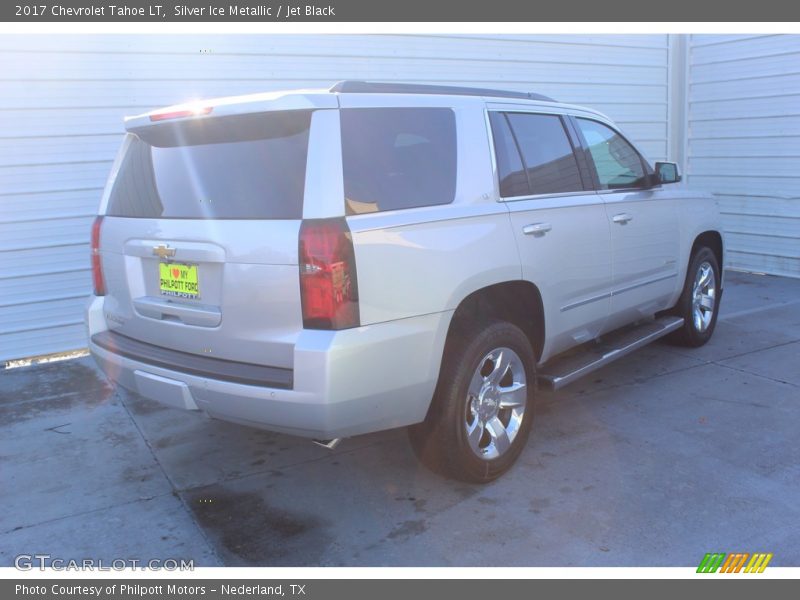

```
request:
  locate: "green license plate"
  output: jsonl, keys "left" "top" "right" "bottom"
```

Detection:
{"left": 159, "top": 262, "right": 199, "bottom": 298}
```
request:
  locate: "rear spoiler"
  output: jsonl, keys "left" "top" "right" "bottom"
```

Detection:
{"left": 124, "top": 90, "right": 337, "bottom": 138}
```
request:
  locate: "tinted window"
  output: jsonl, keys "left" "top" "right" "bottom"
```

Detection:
{"left": 505, "top": 113, "right": 584, "bottom": 195}
{"left": 489, "top": 112, "right": 529, "bottom": 198}
{"left": 341, "top": 108, "right": 457, "bottom": 214}
{"left": 107, "top": 111, "right": 311, "bottom": 219}
{"left": 576, "top": 118, "right": 647, "bottom": 190}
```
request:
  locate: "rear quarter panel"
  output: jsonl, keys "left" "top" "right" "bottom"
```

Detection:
{"left": 351, "top": 206, "right": 520, "bottom": 324}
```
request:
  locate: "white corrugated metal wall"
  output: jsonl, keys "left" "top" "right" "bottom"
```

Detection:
{"left": 0, "top": 34, "right": 672, "bottom": 362}
{"left": 686, "top": 34, "right": 800, "bottom": 278}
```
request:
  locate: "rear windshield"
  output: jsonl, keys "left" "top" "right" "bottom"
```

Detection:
{"left": 106, "top": 111, "right": 312, "bottom": 219}
{"left": 341, "top": 108, "right": 457, "bottom": 215}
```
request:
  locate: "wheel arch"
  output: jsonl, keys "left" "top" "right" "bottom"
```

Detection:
{"left": 691, "top": 230, "right": 724, "bottom": 288}
{"left": 444, "top": 280, "right": 545, "bottom": 363}
{"left": 692, "top": 230, "right": 724, "bottom": 271}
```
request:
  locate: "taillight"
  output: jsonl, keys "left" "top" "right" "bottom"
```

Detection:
{"left": 298, "top": 219, "right": 360, "bottom": 330}
{"left": 91, "top": 216, "right": 105, "bottom": 296}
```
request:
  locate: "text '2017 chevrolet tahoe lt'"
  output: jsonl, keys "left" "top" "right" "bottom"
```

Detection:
{"left": 86, "top": 81, "right": 724, "bottom": 482}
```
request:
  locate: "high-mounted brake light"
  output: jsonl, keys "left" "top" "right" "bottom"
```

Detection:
{"left": 91, "top": 216, "right": 105, "bottom": 296}
{"left": 149, "top": 106, "right": 213, "bottom": 122}
{"left": 298, "top": 219, "right": 360, "bottom": 330}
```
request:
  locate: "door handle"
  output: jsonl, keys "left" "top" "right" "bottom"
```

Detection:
{"left": 612, "top": 213, "right": 633, "bottom": 225}
{"left": 522, "top": 222, "right": 552, "bottom": 236}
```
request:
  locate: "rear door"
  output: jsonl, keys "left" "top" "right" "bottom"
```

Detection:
{"left": 572, "top": 117, "right": 681, "bottom": 329}
{"left": 489, "top": 109, "right": 613, "bottom": 360}
{"left": 98, "top": 106, "right": 337, "bottom": 369}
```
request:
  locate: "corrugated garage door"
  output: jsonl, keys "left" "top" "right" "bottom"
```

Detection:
{"left": 0, "top": 34, "right": 671, "bottom": 362}
{"left": 687, "top": 34, "right": 800, "bottom": 278}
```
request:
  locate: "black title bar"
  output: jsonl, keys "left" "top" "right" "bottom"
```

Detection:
{"left": 4, "top": 579, "right": 796, "bottom": 600}
{"left": 3, "top": 0, "right": 800, "bottom": 21}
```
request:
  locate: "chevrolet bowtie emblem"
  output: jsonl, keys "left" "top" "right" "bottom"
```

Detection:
{"left": 152, "top": 244, "right": 176, "bottom": 259}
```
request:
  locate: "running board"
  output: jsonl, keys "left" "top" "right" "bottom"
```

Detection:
{"left": 537, "top": 316, "right": 684, "bottom": 391}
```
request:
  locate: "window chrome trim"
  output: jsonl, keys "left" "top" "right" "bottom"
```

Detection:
{"left": 483, "top": 108, "right": 502, "bottom": 202}
{"left": 501, "top": 189, "right": 599, "bottom": 203}
{"left": 595, "top": 187, "right": 658, "bottom": 196}
{"left": 485, "top": 103, "right": 612, "bottom": 124}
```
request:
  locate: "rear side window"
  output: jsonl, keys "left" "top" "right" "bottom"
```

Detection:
{"left": 106, "top": 111, "right": 312, "bottom": 219}
{"left": 341, "top": 108, "right": 457, "bottom": 215}
{"left": 575, "top": 118, "right": 647, "bottom": 190}
{"left": 488, "top": 113, "right": 529, "bottom": 198}
{"left": 502, "top": 112, "right": 585, "bottom": 196}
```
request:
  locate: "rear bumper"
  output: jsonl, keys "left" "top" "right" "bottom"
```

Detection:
{"left": 86, "top": 296, "right": 451, "bottom": 439}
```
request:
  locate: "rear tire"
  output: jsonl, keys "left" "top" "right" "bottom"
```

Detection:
{"left": 667, "top": 246, "right": 721, "bottom": 347}
{"left": 408, "top": 320, "right": 536, "bottom": 483}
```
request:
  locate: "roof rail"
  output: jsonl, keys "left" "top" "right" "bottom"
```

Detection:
{"left": 329, "top": 80, "right": 556, "bottom": 102}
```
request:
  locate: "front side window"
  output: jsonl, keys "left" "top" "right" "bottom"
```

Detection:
{"left": 340, "top": 108, "right": 457, "bottom": 214}
{"left": 490, "top": 112, "right": 584, "bottom": 197}
{"left": 576, "top": 118, "right": 648, "bottom": 190}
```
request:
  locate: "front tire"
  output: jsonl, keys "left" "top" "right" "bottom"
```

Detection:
{"left": 408, "top": 320, "right": 536, "bottom": 483}
{"left": 668, "top": 246, "right": 721, "bottom": 347}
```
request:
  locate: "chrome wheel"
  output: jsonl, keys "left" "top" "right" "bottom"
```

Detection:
{"left": 692, "top": 261, "right": 716, "bottom": 333}
{"left": 464, "top": 347, "right": 527, "bottom": 460}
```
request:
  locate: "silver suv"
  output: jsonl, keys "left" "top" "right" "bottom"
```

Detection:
{"left": 86, "top": 81, "right": 724, "bottom": 482}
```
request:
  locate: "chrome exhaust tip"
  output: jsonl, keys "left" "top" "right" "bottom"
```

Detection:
{"left": 312, "top": 438, "right": 342, "bottom": 450}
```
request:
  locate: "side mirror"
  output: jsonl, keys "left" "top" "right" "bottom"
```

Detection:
{"left": 655, "top": 161, "right": 681, "bottom": 184}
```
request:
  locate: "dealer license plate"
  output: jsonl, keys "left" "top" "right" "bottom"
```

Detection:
{"left": 159, "top": 262, "right": 199, "bottom": 298}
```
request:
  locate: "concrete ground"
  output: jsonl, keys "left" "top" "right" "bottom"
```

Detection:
{"left": 1, "top": 271, "right": 798, "bottom": 567}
